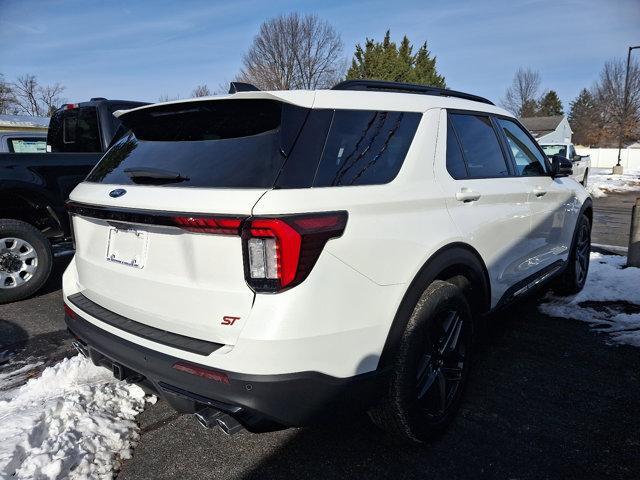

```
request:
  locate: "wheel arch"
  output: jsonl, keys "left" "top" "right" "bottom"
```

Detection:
{"left": 0, "top": 189, "right": 64, "bottom": 239}
{"left": 378, "top": 242, "right": 491, "bottom": 370}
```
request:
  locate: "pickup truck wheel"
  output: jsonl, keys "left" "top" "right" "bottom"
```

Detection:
{"left": 0, "top": 219, "right": 53, "bottom": 304}
{"left": 552, "top": 214, "right": 590, "bottom": 296}
{"left": 369, "top": 280, "right": 473, "bottom": 443}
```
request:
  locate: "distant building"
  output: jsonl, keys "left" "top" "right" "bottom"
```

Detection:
{"left": 519, "top": 115, "right": 572, "bottom": 143}
{"left": 0, "top": 114, "right": 49, "bottom": 133}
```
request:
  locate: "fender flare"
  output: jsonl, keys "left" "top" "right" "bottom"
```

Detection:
{"left": 378, "top": 243, "right": 490, "bottom": 370}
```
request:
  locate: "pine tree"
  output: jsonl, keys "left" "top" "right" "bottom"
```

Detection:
{"left": 569, "top": 88, "right": 600, "bottom": 146}
{"left": 538, "top": 90, "right": 564, "bottom": 116}
{"left": 346, "top": 31, "right": 445, "bottom": 87}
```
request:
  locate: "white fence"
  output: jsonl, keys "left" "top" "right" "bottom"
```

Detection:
{"left": 575, "top": 147, "right": 640, "bottom": 170}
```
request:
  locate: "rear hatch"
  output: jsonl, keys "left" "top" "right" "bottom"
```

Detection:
{"left": 69, "top": 94, "right": 314, "bottom": 346}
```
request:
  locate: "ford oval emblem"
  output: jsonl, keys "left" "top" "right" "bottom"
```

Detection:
{"left": 109, "top": 188, "right": 127, "bottom": 198}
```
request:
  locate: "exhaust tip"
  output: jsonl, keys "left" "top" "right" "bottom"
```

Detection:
{"left": 194, "top": 407, "right": 244, "bottom": 435}
{"left": 71, "top": 340, "right": 88, "bottom": 358}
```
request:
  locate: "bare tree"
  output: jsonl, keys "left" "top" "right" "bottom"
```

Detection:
{"left": 237, "top": 13, "right": 345, "bottom": 90}
{"left": 501, "top": 67, "right": 542, "bottom": 117}
{"left": 191, "top": 84, "right": 212, "bottom": 97}
{"left": 39, "top": 82, "right": 66, "bottom": 115}
{"left": 0, "top": 74, "right": 15, "bottom": 114}
{"left": 10, "top": 74, "right": 67, "bottom": 116}
{"left": 593, "top": 57, "right": 640, "bottom": 147}
{"left": 12, "top": 74, "right": 43, "bottom": 116}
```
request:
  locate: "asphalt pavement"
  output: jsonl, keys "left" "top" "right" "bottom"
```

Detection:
{"left": 1, "top": 192, "right": 639, "bottom": 479}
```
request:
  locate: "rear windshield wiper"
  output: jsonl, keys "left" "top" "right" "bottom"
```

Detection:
{"left": 124, "top": 167, "right": 190, "bottom": 184}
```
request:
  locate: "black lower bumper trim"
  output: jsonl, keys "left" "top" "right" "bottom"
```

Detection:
{"left": 67, "top": 292, "right": 223, "bottom": 355}
{"left": 65, "top": 309, "right": 385, "bottom": 431}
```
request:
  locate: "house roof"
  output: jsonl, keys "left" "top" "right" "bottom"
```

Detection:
{"left": 0, "top": 114, "right": 49, "bottom": 129}
{"left": 519, "top": 115, "right": 564, "bottom": 137}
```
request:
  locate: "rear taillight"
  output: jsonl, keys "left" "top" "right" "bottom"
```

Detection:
{"left": 171, "top": 216, "right": 242, "bottom": 235}
{"left": 242, "top": 212, "right": 348, "bottom": 292}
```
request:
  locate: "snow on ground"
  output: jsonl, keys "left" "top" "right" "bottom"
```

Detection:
{"left": 0, "top": 355, "right": 154, "bottom": 479}
{"left": 539, "top": 253, "right": 640, "bottom": 347}
{"left": 586, "top": 167, "right": 640, "bottom": 198}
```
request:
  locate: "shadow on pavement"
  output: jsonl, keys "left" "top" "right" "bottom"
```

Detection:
{"left": 118, "top": 299, "right": 640, "bottom": 480}
{"left": 0, "top": 319, "right": 29, "bottom": 356}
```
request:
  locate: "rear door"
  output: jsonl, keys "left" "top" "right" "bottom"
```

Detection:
{"left": 436, "top": 110, "right": 533, "bottom": 304}
{"left": 69, "top": 97, "right": 312, "bottom": 346}
{"left": 495, "top": 118, "right": 575, "bottom": 270}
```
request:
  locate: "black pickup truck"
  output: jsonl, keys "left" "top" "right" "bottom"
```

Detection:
{"left": 0, "top": 98, "right": 147, "bottom": 303}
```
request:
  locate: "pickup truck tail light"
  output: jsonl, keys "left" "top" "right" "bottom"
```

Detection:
{"left": 242, "top": 212, "right": 348, "bottom": 292}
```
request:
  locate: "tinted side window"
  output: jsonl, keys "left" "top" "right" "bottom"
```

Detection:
{"left": 449, "top": 113, "right": 509, "bottom": 178}
{"left": 446, "top": 119, "right": 467, "bottom": 179}
{"left": 497, "top": 118, "right": 547, "bottom": 176}
{"left": 313, "top": 110, "right": 421, "bottom": 187}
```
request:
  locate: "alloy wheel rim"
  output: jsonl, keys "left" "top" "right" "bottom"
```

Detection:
{"left": 0, "top": 237, "right": 38, "bottom": 289}
{"left": 574, "top": 223, "right": 590, "bottom": 285}
{"left": 415, "top": 309, "right": 466, "bottom": 419}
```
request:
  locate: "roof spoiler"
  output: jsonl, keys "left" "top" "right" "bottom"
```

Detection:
{"left": 228, "top": 82, "right": 260, "bottom": 94}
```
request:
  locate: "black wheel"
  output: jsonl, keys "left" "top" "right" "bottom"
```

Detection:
{"left": 582, "top": 171, "right": 588, "bottom": 187}
{"left": 0, "top": 219, "right": 53, "bottom": 304}
{"left": 369, "top": 280, "right": 473, "bottom": 443}
{"left": 553, "top": 214, "right": 590, "bottom": 296}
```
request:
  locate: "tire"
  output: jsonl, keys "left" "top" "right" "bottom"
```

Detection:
{"left": 552, "top": 213, "right": 591, "bottom": 296}
{"left": 369, "top": 280, "right": 473, "bottom": 443}
{"left": 582, "top": 170, "right": 588, "bottom": 187}
{"left": 0, "top": 219, "right": 53, "bottom": 304}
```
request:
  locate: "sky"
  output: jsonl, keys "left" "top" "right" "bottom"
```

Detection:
{"left": 1, "top": 0, "right": 639, "bottom": 111}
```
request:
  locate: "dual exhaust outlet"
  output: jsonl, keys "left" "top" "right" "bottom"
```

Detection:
{"left": 194, "top": 407, "right": 244, "bottom": 435}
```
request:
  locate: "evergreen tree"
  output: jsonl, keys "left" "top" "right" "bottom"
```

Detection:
{"left": 346, "top": 31, "right": 445, "bottom": 87}
{"left": 520, "top": 99, "right": 539, "bottom": 117}
{"left": 538, "top": 90, "right": 564, "bottom": 116}
{"left": 569, "top": 88, "right": 601, "bottom": 146}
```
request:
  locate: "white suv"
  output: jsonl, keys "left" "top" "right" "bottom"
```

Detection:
{"left": 63, "top": 80, "right": 592, "bottom": 443}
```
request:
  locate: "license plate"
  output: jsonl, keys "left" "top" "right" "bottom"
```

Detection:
{"left": 106, "top": 227, "right": 148, "bottom": 268}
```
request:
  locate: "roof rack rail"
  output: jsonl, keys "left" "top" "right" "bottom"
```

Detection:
{"left": 331, "top": 80, "right": 494, "bottom": 106}
{"left": 228, "top": 82, "right": 260, "bottom": 94}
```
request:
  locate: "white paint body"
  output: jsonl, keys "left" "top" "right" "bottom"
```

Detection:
{"left": 63, "top": 89, "right": 590, "bottom": 379}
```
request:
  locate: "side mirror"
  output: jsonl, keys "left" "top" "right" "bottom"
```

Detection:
{"left": 551, "top": 155, "right": 573, "bottom": 178}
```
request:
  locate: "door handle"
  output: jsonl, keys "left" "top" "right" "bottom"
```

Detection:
{"left": 533, "top": 187, "right": 547, "bottom": 197}
{"left": 455, "top": 188, "right": 481, "bottom": 203}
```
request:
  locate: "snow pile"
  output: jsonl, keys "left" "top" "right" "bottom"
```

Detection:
{"left": 0, "top": 355, "right": 154, "bottom": 479}
{"left": 586, "top": 167, "right": 640, "bottom": 198}
{"left": 540, "top": 253, "right": 640, "bottom": 347}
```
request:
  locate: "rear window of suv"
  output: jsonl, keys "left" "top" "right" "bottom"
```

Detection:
{"left": 87, "top": 99, "right": 421, "bottom": 189}
{"left": 87, "top": 99, "right": 307, "bottom": 188}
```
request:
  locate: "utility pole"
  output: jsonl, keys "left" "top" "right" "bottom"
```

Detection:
{"left": 614, "top": 45, "right": 640, "bottom": 174}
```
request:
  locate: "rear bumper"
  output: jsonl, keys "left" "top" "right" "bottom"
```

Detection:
{"left": 65, "top": 309, "right": 386, "bottom": 431}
